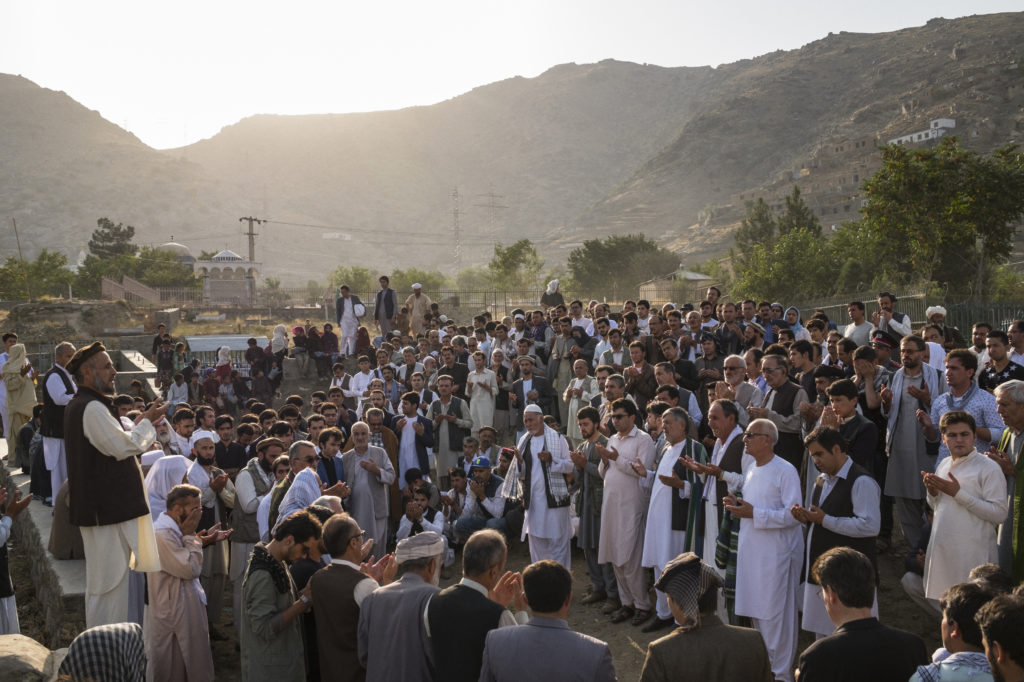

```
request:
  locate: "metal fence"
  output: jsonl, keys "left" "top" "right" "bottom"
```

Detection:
{"left": 792, "top": 288, "right": 929, "bottom": 329}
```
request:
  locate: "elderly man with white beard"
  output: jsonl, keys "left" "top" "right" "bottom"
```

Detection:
{"left": 638, "top": 407, "right": 707, "bottom": 633}
{"left": 722, "top": 418, "right": 803, "bottom": 682}
{"left": 510, "top": 404, "right": 574, "bottom": 567}
{"left": 186, "top": 429, "right": 236, "bottom": 639}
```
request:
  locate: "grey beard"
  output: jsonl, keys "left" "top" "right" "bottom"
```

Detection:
{"left": 156, "top": 431, "right": 172, "bottom": 446}
{"left": 92, "top": 374, "right": 111, "bottom": 394}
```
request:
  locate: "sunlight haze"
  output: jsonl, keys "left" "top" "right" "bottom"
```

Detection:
{"left": 1, "top": 0, "right": 1020, "bottom": 149}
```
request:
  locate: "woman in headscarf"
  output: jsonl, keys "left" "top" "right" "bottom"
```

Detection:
{"left": 569, "top": 326, "right": 599, "bottom": 368}
{"left": 2, "top": 344, "right": 36, "bottom": 470}
{"left": 540, "top": 279, "right": 565, "bottom": 310}
{"left": 144, "top": 455, "right": 192, "bottom": 520}
{"left": 784, "top": 306, "right": 810, "bottom": 342}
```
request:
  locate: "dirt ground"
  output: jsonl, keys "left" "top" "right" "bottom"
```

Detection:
{"left": 9, "top": 511, "right": 939, "bottom": 681}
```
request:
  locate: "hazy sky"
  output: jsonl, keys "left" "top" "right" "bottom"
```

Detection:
{"left": 2, "top": 1, "right": 1019, "bottom": 149}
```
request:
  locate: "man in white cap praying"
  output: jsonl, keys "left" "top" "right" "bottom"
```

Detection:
{"left": 186, "top": 428, "right": 236, "bottom": 638}
{"left": 358, "top": 531, "right": 444, "bottom": 681}
{"left": 509, "top": 404, "right": 574, "bottom": 568}
{"left": 925, "top": 305, "right": 965, "bottom": 351}
{"left": 406, "top": 283, "right": 432, "bottom": 337}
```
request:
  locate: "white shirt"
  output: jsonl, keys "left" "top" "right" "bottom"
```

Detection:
{"left": 45, "top": 364, "right": 77, "bottom": 408}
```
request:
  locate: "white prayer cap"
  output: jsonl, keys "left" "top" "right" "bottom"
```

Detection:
{"left": 394, "top": 531, "right": 445, "bottom": 564}
{"left": 925, "top": 306, "right": 947, "bottom": 319}
{"left": 439, "top": 315, "right": 448, "bottom": 323}
{"left": 514, "top": 313, "right": 525, "bottom": 320}
{"left": 412, "top": 283, "right": 422, "bottom": 289}
{"left": 140, "top": 450, "right": 166, "bottom": 469}
{"left": 523, "top": 404, "right": 544, "bottom": 416}
{"left": 190, "top": 429, "right": 216, "bottom": 450}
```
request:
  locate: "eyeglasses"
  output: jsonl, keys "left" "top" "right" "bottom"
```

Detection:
{"left": 742, "top": 432, "right": 770, "bottom": 440}
{"left": 761, "top": 366, "right": 782, "bottom": 374}
{"left": 347, "top": 529, "right": 368, "bottom": 545}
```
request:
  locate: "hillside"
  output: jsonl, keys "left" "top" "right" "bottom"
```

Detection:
{"left": 566, "top": 13, "right": 1024, "bottom": 263}
{"left": 1, "top": 12, "right": 1022, "bottom": 283}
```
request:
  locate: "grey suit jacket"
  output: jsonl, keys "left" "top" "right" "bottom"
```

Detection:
{"left": 478, "top": 616, "right": 615, "bottom": 682}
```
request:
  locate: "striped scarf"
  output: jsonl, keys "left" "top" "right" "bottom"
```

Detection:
{"left": 715, "top": 492, "right": 742, "bottom": 626}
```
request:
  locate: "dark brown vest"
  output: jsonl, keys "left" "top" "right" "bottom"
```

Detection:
{"left": 714, "top": 433, "right": 747, "bottom": 527}
{"left": 66, "top": 386, "right": 150, "bottom": 526}
{"left": 765, "top": 380, "right": 803, "bottom": 470}
{"left": 310, "top": 562, "right": 367, "bottom": 682}
{"left": 41, "top": 365, "right": 75, "bottom": 438}
{"left": 807, "top": 461, "right": 878, "bottom": 584}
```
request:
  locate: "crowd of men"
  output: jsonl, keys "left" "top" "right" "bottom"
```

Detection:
{"left": 4, "top": 278, "right": 1024, "bottom": 681}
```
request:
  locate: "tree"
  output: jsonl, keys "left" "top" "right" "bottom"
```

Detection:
{"left": 566, "top": 234, "right": 678, "bottom": 298}
{"left": 733, "top": 198, "right": 776, "bottom": 257}
{"left": 0, "top": 249, "right": 75, "bottom": 300}
{"left": 87, "top": 218, "right": 136, "bottom": 258}
{"left": 390, "top": 268, "right": 451, "bottom": 294}
{"left": 860, "top": 138, "right": 1024, "bottom": 299}
{"left": 455, "top": 265, "right": 493, "bottom": 289}
{"left": 488, "top": 240, "right": 543, "bottom": 290}
{"left": 327, "top": 265, "right": 374, "bottom": 294}
{"left": 259, "top": 276, "right": 290, "bottom": 308}
{"left": 776, "top": 185, "right": 821, "bottom": 237}
{"left": 729, "top": 227, "right": 829, "bottom": 301}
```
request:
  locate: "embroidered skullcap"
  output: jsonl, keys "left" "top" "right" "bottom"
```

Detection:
{"left": 523, "top": 404, "right": 543, "bottom": 416}
{"left": 925, "top": 306, "right": 947, "bottom": 319}
{"left": 394, "top": 531, "right": 445, "bottom": 564}
{"left": 67, "top": 341, "right": 106, "bottom": 376}
{"left": 190, "top": 429, "right": 216, "bottom": 450}
{"left": 517, "top": 354, "right": 537, "bottom": 365}
{"left": 655, "top": 552, "right": 722, "bottom": 632}
{"left": 745, "top": 321, "right": 765, "bottom": 336}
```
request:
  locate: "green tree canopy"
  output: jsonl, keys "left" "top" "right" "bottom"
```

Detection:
{"left": 389, "top": 268, "right": 452, "bottom": 294}
{"left": 861, "top": 138, "right": 1024, "bottom": 299}
{"left": 0, "top": 249, "right": 75, "bottom": 300}
{"left": 488, "top": 240, "right": 543, "bottom": 290}
{"left": 567, "top": 234, "right": 678, "bottom": 297}
{"left": 328, "top": 265, "right": 374, "bottom": 294}
{"left": 87, "top": 218, "right": 136, "bottom": 258}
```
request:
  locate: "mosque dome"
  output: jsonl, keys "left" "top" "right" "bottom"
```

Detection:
{"left": 156, "top": 241, "right": 195, "bottom": 263}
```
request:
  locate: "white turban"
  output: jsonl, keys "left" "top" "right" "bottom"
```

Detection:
{"left": 395, "top": 531, "right": 445, "bottom": 564}
{"left": 925, "top": 306, "right": 947, "bottom": 319}
{"left": 190, "top": 429, "right": 217, "bottom": 450}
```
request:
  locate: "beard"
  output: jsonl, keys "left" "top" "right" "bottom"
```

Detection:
{"left": 258, "top": 455, "right": 274, "bottom": 474}
{"left": 156, "top": 431, "right": 172, "bottom": 446}
{"left": 196, "top": 454, "right": 217, "bottom": 467}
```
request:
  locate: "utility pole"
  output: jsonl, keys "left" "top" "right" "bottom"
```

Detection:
{"left": 473, "top": 190, "right": 508, "bottom": 233}
{"left": 11, "top": 218, "right": 31, "bottom": 301}
{"left": 451, "top": 188, "right": 462, "bottom": 273}
{"left": 239, "top": 216, "right": 263, "bottom": 306}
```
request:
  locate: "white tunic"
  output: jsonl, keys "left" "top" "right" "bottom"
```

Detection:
{"left": 642, "top": 440, "right": 690, "bottom": 569}
{"left": 518, "top": 428, "right": 574, "bottom": 541}
{"left": 701, "top": 427, "right": 752, "bottom": 565}
{"left": 924, "top": 450, "right": 1008, "bottom": 599}
{"left": 733, "top": 455, "right": 803, "bottom": 621}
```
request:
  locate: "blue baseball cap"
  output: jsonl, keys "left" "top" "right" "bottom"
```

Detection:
{"left": 470, "top": 455, "right": 492, "bottom": 470}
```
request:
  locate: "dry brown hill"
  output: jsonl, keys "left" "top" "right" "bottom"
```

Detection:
{"left": 1, "top": 12, "right": 1022, "bottom": 283}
